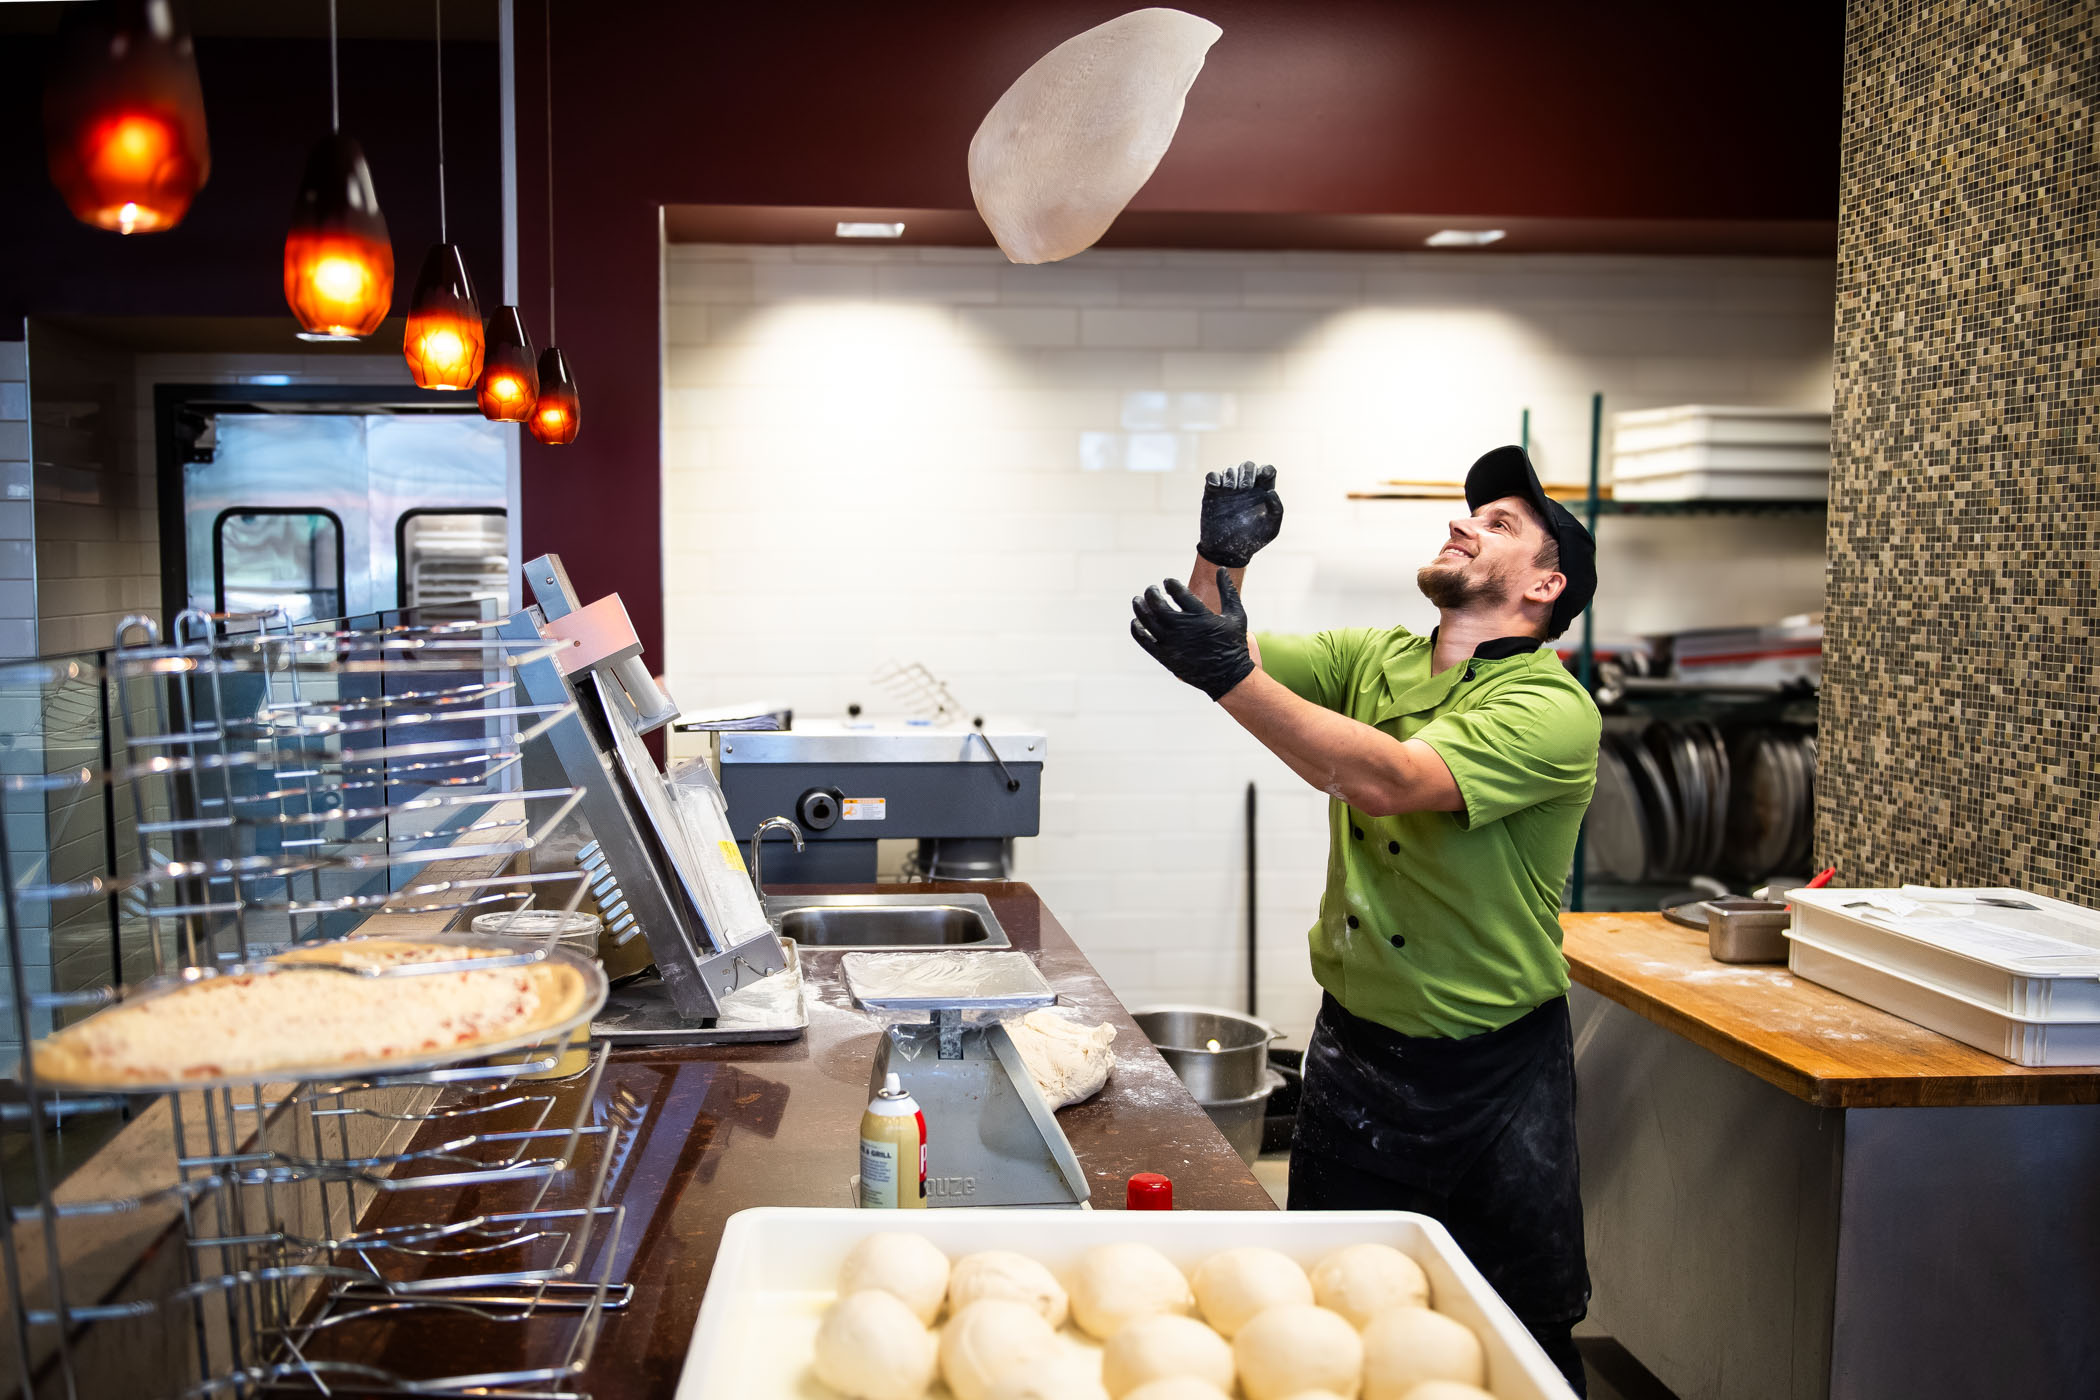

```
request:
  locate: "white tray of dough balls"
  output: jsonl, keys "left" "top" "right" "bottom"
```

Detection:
{"left": 674, "top": 1207, "right": 1576, "bottom": 1400}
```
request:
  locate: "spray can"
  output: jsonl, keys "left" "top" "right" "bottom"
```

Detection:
{"left": 859, "top": 1072, "right": 927, "bottom": 1210}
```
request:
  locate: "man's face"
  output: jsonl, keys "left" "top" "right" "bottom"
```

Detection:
{"left": 1416, "top": 496, "right": 1556, "bottom": 612}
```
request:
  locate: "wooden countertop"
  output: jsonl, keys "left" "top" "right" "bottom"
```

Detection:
{"left": 341, "top": 881, "right": 1271, "bottom": 1396}
{"left": 1563, "top": 912, "right": 2100, "bottom": 1109}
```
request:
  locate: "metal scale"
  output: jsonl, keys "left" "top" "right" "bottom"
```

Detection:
{"left": 846, "top": 951, "right": 1090, "bottom": 1209}
{"left": 502, "top": 554, "right": 795, "bottom": 1042}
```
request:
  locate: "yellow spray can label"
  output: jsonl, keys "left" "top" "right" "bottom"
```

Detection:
{"left": 859, "top": 1073, "right": 926, "bottom": 1210}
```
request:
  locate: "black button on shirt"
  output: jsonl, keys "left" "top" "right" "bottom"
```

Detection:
{"left": 1351, "top": 825, "right": 1364, "bottom": 841}
{"left": 1390, "top": 934, "right": 1406, "bottom": 949}
{"left": 1346, "top": 915, "right": 1360, "bottom": 930}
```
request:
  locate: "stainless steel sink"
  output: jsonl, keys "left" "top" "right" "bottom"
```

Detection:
{"left": 762, "top": 892, "right": 1012, "bottom": 950}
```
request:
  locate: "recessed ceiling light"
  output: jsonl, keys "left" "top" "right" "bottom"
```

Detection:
{"left": 1425, "top": 229, "right": 1506, "bottom": 248}
{"left": 836, "top": 221, "right": 906, "bottom": 239}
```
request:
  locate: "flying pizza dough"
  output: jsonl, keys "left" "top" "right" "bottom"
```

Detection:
{"left": 969, "top": 8, "right": 1223, "bottom": 264}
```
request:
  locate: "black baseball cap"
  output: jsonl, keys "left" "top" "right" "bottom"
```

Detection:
{"left": 1464, "top": 444, "right": 1597, "bottom": 637}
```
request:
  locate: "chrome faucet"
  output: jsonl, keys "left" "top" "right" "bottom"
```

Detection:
{"left": 748, "top": 815, "right": 805, "bottom": 901}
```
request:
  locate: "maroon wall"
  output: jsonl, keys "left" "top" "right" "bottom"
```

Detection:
{"left": 3, "top": 3, "right": 1843, "bottom": 669}
{"left": 510, "top": 0, "right": 1841, "bottom": 675}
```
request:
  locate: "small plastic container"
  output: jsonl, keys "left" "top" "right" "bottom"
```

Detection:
{"left": 471, "top": 909, "right": 603, "bottom": 960}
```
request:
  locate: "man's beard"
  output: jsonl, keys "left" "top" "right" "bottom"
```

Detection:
{"left": 1416, "top": 559, "right": 1511, "bottom": 611}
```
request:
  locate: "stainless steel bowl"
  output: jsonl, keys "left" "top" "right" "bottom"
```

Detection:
{"left": 1131, "top": 1005, "right": 1284, "bottom": 1102}
{"left": 1202, "top": 1070, "right": 1287, "bottom": 1165}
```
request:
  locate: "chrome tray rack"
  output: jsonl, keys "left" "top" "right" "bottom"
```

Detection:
{"left": 0, "top": 609, "right": 633, "bottom": 1399}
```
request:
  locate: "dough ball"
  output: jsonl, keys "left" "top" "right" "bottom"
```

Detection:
{"left": 1361, "top": 1307, "right": 1485, "bottom": 1400}
{"left": 1233, "top": 1304, "right": 1365, "bottom": 1400}
{"left": 950, "top": 1249, "right": 1071, "bottom": 1329}
{"left": 1393, "top": 1385, "right": 1494, "bottom": 1400}
{"left": 1309, "top": 1244, "right": 1431, "bottom": 1329}
{"left": 1101, "top": 1313, "right": 1236, "bottom": 1397}
{"left": 1122, "top": 1381, "right": 1234, "bottom": 1400}
{"left": 1191, "top": 1245, "right": 1315, "bottom": 1337}
{"left": 812, "top": 1290, "right": 938, "bottom": 1400}
{"left": 1282, "top": 1393, "right": 1356, "bottom": 1400}
{"left": 1069, "top": 1242, "right": 1195, "bottom": 1340}
{"left": 839, "top": 1231, "right": 951, "bottom": 1326}
{"left": 940, "top": 1298, "right": 1063, "bottom": 1400}
{"left": 984, "top": 1355, "right": 1112, "bottom": 1400}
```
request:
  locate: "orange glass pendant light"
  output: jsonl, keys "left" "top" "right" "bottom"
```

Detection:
{"left": 285, "top": 3, "right": 390, "bottom": 339}
{"left": 528, "top": 347, "right": 580, "bottom": 445}
{"left": 402, "top": 0, "right": 482, "bottom": 388}
{"left": 285, "top": 134, "right": 393, "bottom": 339}
{"left": 525, "top": 4, "right": 578, "bottom": 445}
{"left": 403, "top": 242, "right": 483, "bottom": 389}
{"left": 477, "top": 306, "right": 538, "bottom": 421}
{"left": 43, "top": 0, "right": 212, "bottom": 234}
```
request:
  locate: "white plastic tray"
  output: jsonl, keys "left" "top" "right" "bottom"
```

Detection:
{"left": 676, "top": 1207, "right": 1576, "bottom": 1400}
{"left": 1789, "top": 888, "right": 2100, "bottom": 1018}
{"left": 1788, "top": 933, "right": 2100, "bottom": 1066}
{"left": 1612, "top": 404, "right": 1831, "bottom": 453}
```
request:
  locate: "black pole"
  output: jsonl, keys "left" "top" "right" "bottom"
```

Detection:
{"left": 1245, "top": 781, "right": 1258, "bottom": 1016}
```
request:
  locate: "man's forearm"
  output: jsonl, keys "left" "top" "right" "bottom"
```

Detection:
{"left": 1218, "top": 671, "right": 1461, "bottom": 816}
{"left": 1186, "top": 554, "right": 1245, "bottom": 612}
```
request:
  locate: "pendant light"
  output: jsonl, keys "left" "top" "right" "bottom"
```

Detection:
{"left": 477, "top": 305, "right": 538, "bottom": 421}
{"left": 403, "top": 0, "right": 483, "bottom": 389}
{"left": 528, "top": 0, "right": 579, "bottom": 445}
{"left": 285, "top": 1, "right": 393, "bottom": 340}
{"left": 43, "top": 0, "right": 212, "bottom": 234}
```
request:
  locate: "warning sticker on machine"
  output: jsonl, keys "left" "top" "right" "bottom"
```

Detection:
{"left": 719, "top": 840, "right": 748, "bottom": 873}
{"left": 841, "top": 798, "right": 887, "bottom": 821}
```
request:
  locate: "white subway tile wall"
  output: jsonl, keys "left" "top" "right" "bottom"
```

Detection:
{"left": 665, "top": 245, "right": 1836, "bottom": 1044}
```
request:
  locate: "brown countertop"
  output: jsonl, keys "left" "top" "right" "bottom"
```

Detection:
{"left": 347, "top": 881, "right": 1270, "bottom": 1397}
{"left": 1564, "top": 911, "right": 2100, "bottom": 1108}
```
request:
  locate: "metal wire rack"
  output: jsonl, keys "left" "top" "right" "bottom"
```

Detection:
{"left": 0, "top": 608, "right": 633, "bottom": 1399}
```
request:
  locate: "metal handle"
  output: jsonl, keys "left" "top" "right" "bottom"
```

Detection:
{"left": 970, "top": 728, "right": 1022, "bottom": 793}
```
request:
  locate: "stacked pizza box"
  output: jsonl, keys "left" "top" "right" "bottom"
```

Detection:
{"left": 1787, "top": 887, "right": 2100, "bottom": 1065}
{"left": 1610, "top": 405, "right": 1830, "bottom": 501}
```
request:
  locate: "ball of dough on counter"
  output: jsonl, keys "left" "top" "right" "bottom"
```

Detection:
{"left": 983, "top": 1355, "right": 1113, "bottom": 1400}
{"left": 1101, "top": 1313, "right": 1236, "bottom": 1397}
{"left": 1122, "top": 1380, "right": 1234, "bottom": 1400}
{"left": 812, "top": 1290, "right": 939, "bottom": 1400}
{"left": 1191, "top": 1245, "right": 1315, "bottom": 1337}
{"left": 839, "top": 1232, "right": 952, "bottom": 1326}
{"left": 1394, "top": 1383, "right": 1494, "bottom": 1400}
{"left": 1233, "top": 1303, "right": 1365, "bottom": 1400}
{"left": 1361, "top": 1307, "right": 1485, "bottom": 1399}
{"left": 1069, "top": 1243, "right": 1195, "bottom": 1340}
{"left": 950, "top": 1249, "right": 1071, "bottom": 1329}
{"left": 1309, "top": 1244, "right": 1430, "bottom": 1329}
{"left": 940, "top": 1298, "right": 1063, "bottom": 1400}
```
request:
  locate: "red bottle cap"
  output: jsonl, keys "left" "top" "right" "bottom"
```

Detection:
{"left": 1125, "top": 1172, "right": 1174, "bottom": 1210}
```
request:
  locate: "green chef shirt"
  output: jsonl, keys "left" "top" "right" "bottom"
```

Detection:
{"left": 1256, "top": 626, "right": 1600, "bottom": 1040}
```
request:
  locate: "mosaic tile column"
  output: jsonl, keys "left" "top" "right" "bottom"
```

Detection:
{"left": 1823, "top": 0, "right": 2097, "bottom": 898}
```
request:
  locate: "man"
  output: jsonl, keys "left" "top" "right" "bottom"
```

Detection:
{"left": 1129, "top": 447, "right": 1601, "bottom": 1395}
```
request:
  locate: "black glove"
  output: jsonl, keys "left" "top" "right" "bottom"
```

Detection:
{"left": 1130, "top": 569, "right": 1256, "bottom": 701}
{"left": 1197, "top": 461, "right": 1284, "bottom": 569}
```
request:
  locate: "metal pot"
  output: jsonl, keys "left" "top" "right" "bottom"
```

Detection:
{"left": 1202, "top": 1069, "right": 1286, "bottom": 1165}
{"left": 1131, "top": 1005, "right": 1285, "bottom": 1102}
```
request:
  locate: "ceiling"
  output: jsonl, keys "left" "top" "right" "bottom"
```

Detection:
{"left": 664, "top": 206, "right": 1838, "bottom": 258}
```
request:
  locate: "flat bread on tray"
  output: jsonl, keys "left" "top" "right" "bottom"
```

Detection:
{"left": 29, "top": 938, "right": 596, "bottom": 1091}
